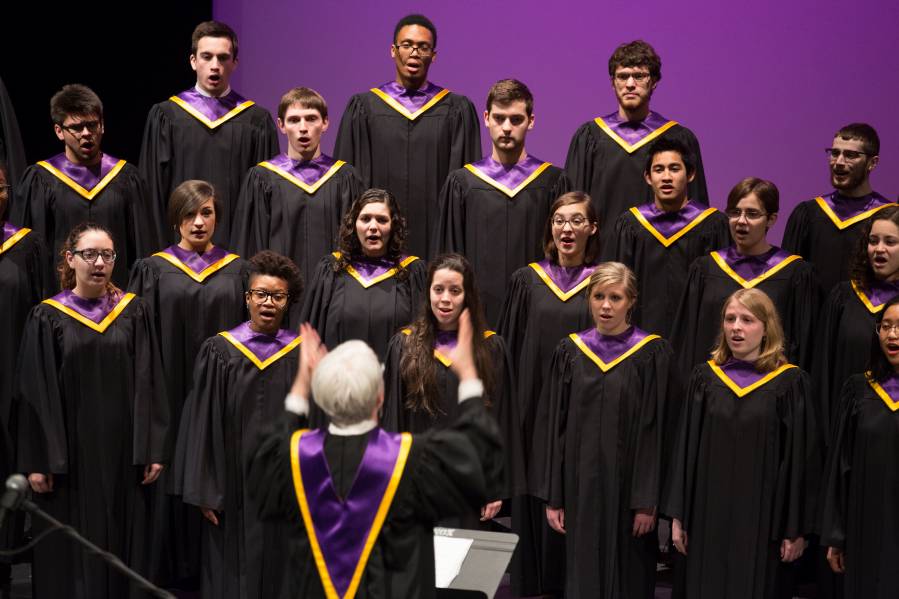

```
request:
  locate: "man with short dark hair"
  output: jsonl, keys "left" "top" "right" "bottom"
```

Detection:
{"left": 334, "top": 14, "right": 481, "bottom": 257}
{"left": 783, "top": 122, "right": 893, "bottom": 292}
{"left": 139, "top": 20, "right": 278, "bottom": 246}
{"left": 566, "top": 40, "right": 708, "bottom": 240}
{"left": 13, "top": 84, "right": 162, "bottom": 287}
{"left": 433, "top": 79, "right": 569, "bottom": 325}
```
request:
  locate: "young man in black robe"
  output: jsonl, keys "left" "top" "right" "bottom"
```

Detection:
{"left": 12, "top": 84, "right": 161, "bottom": 288}
{"left": 433, "top": 79, "right": 569, "bottom": 326}
{"left": 603, "top": 137, "right": 729, "bottom": 337}
{"left": 566, "top": 40, "right": 708, "bottom": 240}
{"left": 334, "top": 14, "right": 481, "bottom": 258}
{"left": 248, "top": 312, "right": 504, "bottom": 599}
{"left": 233, "top": 87, "right": 362, "bottom": 293}
{"left": 139, "top": 20, "right": 279, "bottom": 246}
{"left": 783, "top": 122, "right": 894, "bottom": 294}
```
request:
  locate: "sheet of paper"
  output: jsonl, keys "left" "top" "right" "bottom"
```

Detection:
{"left": 433, "top": 535, "right": 474, "bottom": 588}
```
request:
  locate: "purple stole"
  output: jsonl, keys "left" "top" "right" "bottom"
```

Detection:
{"left": 1, "top": 222, "right": 30, "bottom": 255}
{"left": 369, "top": 81, "right": 450, "bottom": 120}
{"left": 334, "top": 251, "right": 419, "bottom": 289}
{"left": 401, "top": 328, "right": 496, "bottom": 367}
{"left": 630, "top": 200, "right": 719, "bottom": 247}
{"left": 290, "top": 427, "right": 413, "bottom": 598}
{"left": 709, "top": 246, "right": 802, "bottom": 288}
{"left": 218, "top": 322, "right": 301, "bottom": 370}
{"left": 463, "top": 155, "right": 552, "bottom": 198}
{"left": 866, "top": 372, "right": 899, "bottom": 411}
{"left": 153, "top": 245, "right": 239, "bottom": 283}
{"left": 36, "top": 153, "right": 126, "bottom": 200}
{"left": 850, "top": 279, "right": 899, "bottom": 314}
{"left": 708, "top": 358, "right": 797, "bottom": 398}
{"left": 569, "top": 326, "right": 660, "bottom": 372}
{"left": 593, "top": 110, "right": 678, "bottom": 153}
{"left": 42, "top": 290, "right": 135, "bottom": 333}
{"left": 814, "top": 191, "right": 896, "bottom": 230}
{"left": 529, "top": 259, "right": 595, "bottom": 301}
{"left": 169, "top": 88, "right": 255, "bottom": 128}
{"left": 258, "top": 153, "right": 346, "bottom": 193}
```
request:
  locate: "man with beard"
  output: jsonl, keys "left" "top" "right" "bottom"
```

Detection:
{"left": 783, "top": 123, "right": 894, "bottom": 293}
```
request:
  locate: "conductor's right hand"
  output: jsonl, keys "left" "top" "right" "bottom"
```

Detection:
{"left": 546, "top": 506, "right": 565, "bottom": 534}
{"left": 28, "top": 473, "right": 53, "bottom": 493}
{"left": 201, "top": 507, "right": 220, "bottom": 526}
{"left": 448, "top": 309, "right": 478, "bottom": 382}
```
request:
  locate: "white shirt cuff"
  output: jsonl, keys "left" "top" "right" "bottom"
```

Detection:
{"left": 457, "top": 379, "right": 484, "bottom": 403}
{"left": 284, "top": 393, "right": 309, "bottom": 416}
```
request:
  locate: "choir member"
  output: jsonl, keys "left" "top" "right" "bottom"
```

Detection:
{"left": 820, "top": 296, "right": 899, "bottom": 598}
{"left": 534, "top": 262, "right": 672, "bottom": 599}
{"left": 565, "top": 40, "right": 708, "bottom": 240}
{"left": 603, "top": 137, "right": 729, "bottom": 336}
{"left": 433, "top": 79, "right": 570, "bottom": 325}
{"left": 382, "top": 253, "right": 522, "bottom": 518}
{"left": 665, "top": 288, "right": 820, "bottom": 599}
{"left": 15, "top": 222, "right": 169, "bottom": 599}
{"left": 13, "top": 84, "right": 162, "bottom": 287}
{"left": 248, "top": 313, "right": 504, "bottom": 598}
{"left": 334, "top": 13, "right": 481, "bottom": 257}
{"left": 783, "top": 123, "right": 894, "bottom": 293}
{"left": 127, "top": 179, "right": 247, "bottom": 585}
{"left": 139, "top": 20, "right": 278, "bottom": 245}
{"left": 300, "top": 188, "right": 427, "bottom": 363}
{"left": 0, "top": 77, "right": 25, "bottom": 184}
{"left": 670, "top": 177, "right": 820, "bottom": 372}
{"left": 176, "top": 250, "right": 303, "bottom": 599}
{"left": 811, "top": 206, "right": 899, "bottom": 443}
{"left": 232, "top": 87, "right": 362, "bottom": 290}
{"left": 496, "top": 190, "right": 599, "bottom": 596}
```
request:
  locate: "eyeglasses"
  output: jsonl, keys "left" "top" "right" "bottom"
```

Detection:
{"left": 877, "top": 322, "right": 899, "bottom": 335}
{"left": 59, "top": 120, "right": 101, "bottom": 134}
{"left": 826, "top": 148, "right": 867, "bottom": 161}
{"left": 613, "top": 71, "right": 651, "bottom": 84}
{"left": 725, "top": 208, "right": 768, "bottom": 221}
{"left": 247, "top": 289, "right": 289, "bottom": 305}
{"left": 394, "top": 42, "right": 433, "bottom": 56}
{"left": 72, "top": 249, "right": 117, "bottom": 263}
{"left": 551, "top": 215, "right": 590, "bottom": 228}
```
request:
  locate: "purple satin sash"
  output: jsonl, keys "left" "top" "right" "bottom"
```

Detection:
{"left": 49, "top": 289, "right": 119, "bottom": 323}
{"left": 577, "top": 325, "right": 649, "bottom": 363}
{"left": 720, "top": 358, "right": 767, "bottom": 387}
{"left": 435, "top": 329, "right": 458, "bottom": 354}
{"left": 42, "top": 153, "right": 121, "bottom": 191}
{"left": 822, "top": 191, "right": 891, "bottom": 220}
{"left": 2, "top": 221, "right": 22, "bottom": 244}
{"left": 298, "top": 428, "right": 405, "bottom": 597}
{"left": 160, "top": 244, "right": 230, "bottom": 274}
{"left": 535, "top": 259, "right": 595, "bottom": 292}
{"left": 636, "top": 199, "right": 706, "bottom": 237}
{"left": 718, "top": 246, "right": 792, "bottom": 280}
{"left": 226, "top": 321, "right": 299, "bottom": 362}
{"left": 266, "top": 153, "right": 338, "bottom": 186}
{"left": 599, "top": 110, "right": 671, "bottom": 145}
{"left": 876, "top": 374, "right": 899, "bottom": 401}
{"left": 376, "top": 81, "right": 445, "bottom": 112}
{"left": 174, "top": 88, "right": 248, "bottom": 121}
{"left": 468, "top": 155, "right": 546, "bottom": 190}
{"left": 865, "top": 279, "right": 899, "bottom": 306}
{"left": 349, "top": 255, "right": 402, "bottom": 281}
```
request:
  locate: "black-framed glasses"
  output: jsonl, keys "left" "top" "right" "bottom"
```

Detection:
{"left": 59, "top": 120, "right": 101, "bottom": 134}
{"left": 826, "top": 148, "right": 867, "bottom": 161}
{"left": 72, "top": 249, "right": 117, "bottom": 263}
{"left": 877, "top": 322, "right": 899, "bottom": 335}
{"left": 551, "top": 215, "right": 590, "bottom": 228}
{"left": 247, "top": 289, "right": 289, "bottom": 305}
{"left": 394, "top": 42, "right": 434, "bottom": 56}
{"left": 725, "top": 208, "right": 768, "bottom": 221}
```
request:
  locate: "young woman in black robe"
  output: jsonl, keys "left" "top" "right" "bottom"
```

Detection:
{"left": 300, "top": 188, "right": 427, "bottom": 363}
{"left": 534, "top": 262, "right": 672, "bottom": 599}
{"left": 496, "top": 190, "right": 599, "bottom": 596}
{"left": 664, "top": 288, "right": 820, "bottom": 599}
{"left": 175, "top": 251, "right": 303, "bottom": 599}
{"left": 820, "top": 296, "right": 899, "bottom": 598}
{"left": 670, "top": 177, "right": 821, "bottom": 373}
{"left": 15, "top": 222, "right": 169, "bottom": 599}
{"left": 382, "top": 253, "right": 522, "bottom": 520}
{"left": 127, "top": 179, "right": 247, "bottom": 586}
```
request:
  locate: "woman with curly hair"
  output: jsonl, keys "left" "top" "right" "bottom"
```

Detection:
{"left": 175, "top": 250, "right": 303, "bottom": 599}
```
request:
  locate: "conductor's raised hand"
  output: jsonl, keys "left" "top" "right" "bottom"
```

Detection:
{"left": 448, "top": 309, "right": 477, "bottom": 382}
{"left": 293, "top": 323, "right": 329, "bottom": 398}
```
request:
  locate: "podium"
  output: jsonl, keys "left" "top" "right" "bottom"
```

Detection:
{"left": 433, "top": 527, "right": 518, "bottom": 599}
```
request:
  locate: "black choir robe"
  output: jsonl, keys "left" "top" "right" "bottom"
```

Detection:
{"left": 127, "top": 251, "right": 248, "bottom": 583}
{"left": 175, "top": 333, "right": 300, "bottom": 599}
{"left": 565, "top": 116, "right": 708, "bottom": 240}
{"left": 333, "top": 88, "right": 481, "bottom": 257}
{"left": 663, "top": 363, "right": 820, "bottom": 599}
{"left": 12, "top": 159, "right": 162, "bottom": 288}
{"left": 247, "top": 394, "right": 504, "bottom": 599}
{"left": 15, "top": 295, "right": 169, "bottom": 599}
{"left": 232, "top": 160, "right": 361, "bottom": 288}
{"left": 533, "top": 333, "right": 672, "bottom": 599}
{"left": 603, "top": 206, "right": 730, "bottom": 337}
{"left": 139, "top": 98, "right": 279, "bottom": 245}
{"left": 0, "top": 76, "right": 26, "bottom": 184}
{"left": 432, "top": 163, "right": 570, "bottom": 326}
{"left": 820, "top": 374, "right": 899, "bottom": 599}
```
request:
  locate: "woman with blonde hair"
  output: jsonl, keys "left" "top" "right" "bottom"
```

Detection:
{"left": 664, "top": 288, "right": 820, "bottom": 599}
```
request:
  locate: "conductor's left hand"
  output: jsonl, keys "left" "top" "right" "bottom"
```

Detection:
{"left": 142, "top": 463, "right": 164, "bottom": 485}
{"left": 480, "top": 500, "right": 502, "bottom": 521}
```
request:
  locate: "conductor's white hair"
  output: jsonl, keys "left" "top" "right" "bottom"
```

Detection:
{"left": 311, "top": 340, "right": 382, "bottom": 426}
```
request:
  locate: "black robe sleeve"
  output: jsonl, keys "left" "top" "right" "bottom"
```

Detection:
{"left": 532, "top": 340, "right": 574, "bottom": 506}
{"left": 138, "top": 103, "right": 174, "bottom": 223}
{"left": 0, "top": 76, "right": 26, "bottom": 185}
{"left": 431, "top": 170, "right": 467, "bottom": 258}
{"left": 495, "top": 268, "right": 532, "bottom": 368}
{"left": 669, "top": 258, "right": 708, "bottom": 373}
{"left": 488, "top": 334, "right": 525, "bottom": 498}
{"left": 380, "top": 332, "right": 408, "bottom": 433}
{"left": 231, "top": 165, "right": 271, "bottom": 261}
{"left": 131, "top": 298, "right": 171, "bottom": 466}
{"left": 784, "top": 261, "right": 822, "bottom": 372}
{"left": 680, "top": 128, "right": 708, "bottom": 206}
{"left": 564, "top": 123, "right": 596, "bottom": 195}
{"left": 449, "top": 96, "right": 482, "bottom": 170}
{"left": 333, "top": 95, "right": 373, "bottom": 187}
{"left": 818, "top": 376, "right": 860, "bottom": 550}
{"left": 809, "top": 284, "right": 849, "bottom": 442}
{"left": 298, "top": 256, "right": 337, "bottom": 335}
{"left": 780, "top": 200, "right": 812, "bottom": 258}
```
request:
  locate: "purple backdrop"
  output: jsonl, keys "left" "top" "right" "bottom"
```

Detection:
{"left": 215, "top": 0, "right": 899, "bottom": 243}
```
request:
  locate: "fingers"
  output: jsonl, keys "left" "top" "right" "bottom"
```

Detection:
{"left": 480, "top": 500, "right": 502, "bottom": 521}
{"left": 201, "top": 508, "right": 220, "bottom": 526}
{"left": 28, "top": 473, "right": 50, "bottom": 494}
{"left": 142, "top": 463, "right": 165, "bottom": 485}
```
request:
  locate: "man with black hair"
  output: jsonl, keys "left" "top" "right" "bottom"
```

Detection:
{"left": 783, "top": 122, "right": 894, "bottom": 293}
{"left": 566, "top": 40, "right": 708, "bottom": 240}
{"left": 140, "top": 20, "right": 279, "bottom": 246}
{"left": 334, "top": 14, "right": 481, "bottom": 257}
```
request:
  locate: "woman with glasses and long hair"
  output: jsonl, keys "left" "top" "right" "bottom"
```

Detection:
{"left": 664, "top": 288, "right": 819, "bottom": 599}
{"left": 15, "top": 222, "right": 169, "bottom": 599}
{"left": 175, "top": 250, "right": 302, "bottom": 599}
{"left": 820, "top": 295, "right": 899, "bottom": 598}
